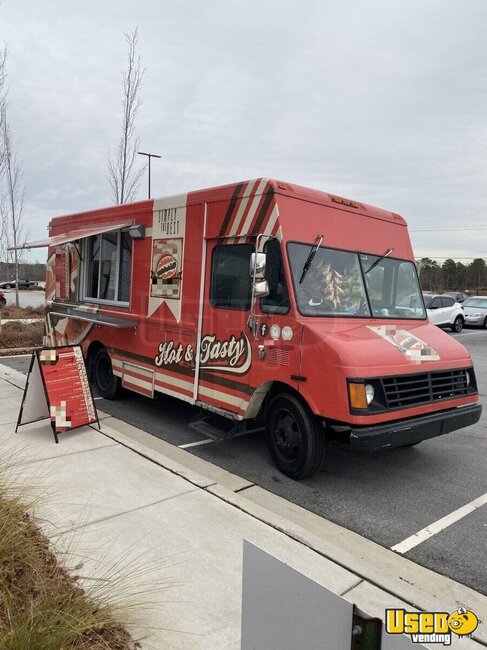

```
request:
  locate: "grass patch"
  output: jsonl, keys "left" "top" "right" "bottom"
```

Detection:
{"left": 0, "top": 462, "right": 137, "bottom": 649}
{"left": 0, "top": 305, "right": 45, "bottom": 320}
{"left": 0, "top": 305, "right": 45, "bottom": 352}
{"left": 0, "top": 321, "right": 44, "bottom": 351}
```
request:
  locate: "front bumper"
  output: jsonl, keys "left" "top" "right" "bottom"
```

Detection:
{"left": 349, "top": 403, "right": 482, "bottom": 451}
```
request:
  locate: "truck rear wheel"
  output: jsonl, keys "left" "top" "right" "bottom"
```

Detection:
{"left": 93, "top": 348, "right": 122, "bottom": 399}
{"left": 266, "top": 393, "right": 325, "bottom": 480}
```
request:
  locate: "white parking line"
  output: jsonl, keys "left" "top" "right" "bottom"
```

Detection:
{"left": 391, "top": 492, "right": 487, "bottom": 554}
{"left": 178, "top": 438, "right": 214, "bottom": 449}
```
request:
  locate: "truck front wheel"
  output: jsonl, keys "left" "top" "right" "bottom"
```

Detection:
{"left": 93, "top": 348, "right": 122, "bottom": 399}
{"left": 266, "top": 393, "right": 325, "bottom": 480}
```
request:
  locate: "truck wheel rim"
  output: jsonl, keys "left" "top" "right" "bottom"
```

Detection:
{"left": 274, "top": 410, "right": 301, "bottom": 461}
{"left": 97, "top": 357, "right": 113, "bottom": 391}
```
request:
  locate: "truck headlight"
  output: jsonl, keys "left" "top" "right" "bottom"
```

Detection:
{"left": 365, "top": 384, "right": 375, "bottom": 405}
{"left": 348, "top": 382, "right": 375, "bottom": 409}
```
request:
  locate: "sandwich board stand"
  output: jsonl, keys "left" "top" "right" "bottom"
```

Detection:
{"left": 16, "top": 345, "right": 99, "bottom": 443}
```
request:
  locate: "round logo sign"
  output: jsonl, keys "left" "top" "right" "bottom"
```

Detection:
{"left": 270, "top": 324, "right": 281, "bottom": 341}
{"left": 156, "top": 254, "right": 178, "bottom": 280}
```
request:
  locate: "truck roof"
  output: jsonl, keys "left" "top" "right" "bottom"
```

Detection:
{"left": 48, "top": 177, "right": 406, "bottom": 229}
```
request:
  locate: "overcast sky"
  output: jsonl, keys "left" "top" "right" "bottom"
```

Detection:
{"left": 1, "top": 0, "right": 487, "bottom": 262}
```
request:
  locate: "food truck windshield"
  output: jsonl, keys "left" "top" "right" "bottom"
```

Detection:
{"left": 287, "top": 242, "right": 426, "bottom": 319}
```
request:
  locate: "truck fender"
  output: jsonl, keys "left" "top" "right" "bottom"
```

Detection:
{"left": 245, "top": 380, "right": 315, "bottom": 421}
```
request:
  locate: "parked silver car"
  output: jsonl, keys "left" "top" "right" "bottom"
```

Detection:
{"left": 463, "top": 296, "right": 487, "bottom": 328}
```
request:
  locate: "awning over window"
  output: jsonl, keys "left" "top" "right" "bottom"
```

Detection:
{"left": 10, "top": 219, "right": 134, "bottom": 249}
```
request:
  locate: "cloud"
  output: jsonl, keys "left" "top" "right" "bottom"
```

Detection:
{"left": 1, "top": 0, "right": 486, "bottom": 261}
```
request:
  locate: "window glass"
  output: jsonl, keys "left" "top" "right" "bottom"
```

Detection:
{"left": 287, "top": 243, "right": 426, "bottom": 319}
{"left": 118, "top": 231, "right": 132, "bottom": 302}
{"left": 99, "top": 232, "right": 118, "bottom": 300}
{"left": 441, "top": 297, "right": 454, "bottom": 307}
{"left": 288, "top": 243, "right": 369, "bottom": 316}
{"left": 210, "top": 244, "right": 253, "bottom": 310}
{"left": 429, "top": 297, "right": 441, "bottom": 309}
{"left": 362, "top": 255, "right": 425, "bottom": 319}
{"left": 84, "top": 230, "right": 131, "bottom": 303}
{"left": 261, "top": 239, "right": 290, "bottom": 314}
{"left": 464, "top": 298, "right": 487, "bottom": 308}
{"left": 86, "top": 235, "right": 101, "bottom": 298}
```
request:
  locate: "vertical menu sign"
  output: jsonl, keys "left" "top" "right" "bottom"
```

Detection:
{"left": 17, "top": 346, "right": 98, "bottom": 443}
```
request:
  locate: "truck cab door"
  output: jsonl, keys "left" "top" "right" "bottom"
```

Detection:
{"left": 196, "top": 240, "right": 255, "bottom": 417}
{"left": 196, "top": 237, "right": 301, "bottom": 419}
{"left": 253, "top": 237, "right": 302, "bottom": 388}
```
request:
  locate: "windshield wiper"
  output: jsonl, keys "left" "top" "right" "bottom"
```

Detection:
{"left": 364, "top": 248, "right": 394, "bottom": 274}
{"left": 299, "top": 234, "right": 324, "bottom": 284}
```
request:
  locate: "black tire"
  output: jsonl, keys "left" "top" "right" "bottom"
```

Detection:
{"left": 4, "top": 283, "right": 12, "bottom": 289}
{"left": 266, "top": 393, "right": 325, "bottom": 479}
{"left": 451, "top": 316, "right": 463, "bottom": 333}
{"left": 483, "top": 317, "right": 487, "bottom": 329}
{"left": 93, "top": 348, "right": 122, "bottom": 399}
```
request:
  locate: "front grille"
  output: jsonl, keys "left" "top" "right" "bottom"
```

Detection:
{"left": 382, "top": 369, "right": 469, "bottom": 409}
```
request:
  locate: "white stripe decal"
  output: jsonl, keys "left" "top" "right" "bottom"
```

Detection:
{"left": 123, "top": 374, "right": 153, "bottom": 392}
{"left": 239, "top": 179, "right": 268, "bottom": 236}
{"left": 198, "top": 385, "right": 248, "bottom": 410}
{"left": 155, "top": 384, "right": 195, "bottom": 404}
{"left": 228, "top": 179, "right": 256, "bottom": 238}
{"left": 155, "top": 370, "right": 193, "bottom": 391}
{"left": 263, "top": 204, "right": 279, "bottom": 236}
{"left": 123, "top": 379, "right": 153, "bottom": 397}
{"left": 112, "top": 356, "right": 249, "bottom": 410}
{"left": 113, "top": 357, "right": 193, "bottom": 391}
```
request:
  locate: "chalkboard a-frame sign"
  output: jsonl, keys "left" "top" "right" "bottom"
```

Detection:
{"left": 16, "top": 346, "right": 99, "bottom": 443}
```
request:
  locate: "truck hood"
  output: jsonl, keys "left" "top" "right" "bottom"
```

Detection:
{"left": 304, "top": 319, "right": 472, "bottom": 374}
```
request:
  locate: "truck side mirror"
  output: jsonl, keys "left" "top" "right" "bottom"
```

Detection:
{"left": 250, "top": 252, "right": 266, "bottom": 280}
{"left": 253, "top": 279, "right": 270, "bottom": 298}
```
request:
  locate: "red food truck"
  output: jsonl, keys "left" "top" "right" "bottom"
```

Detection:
{"left": 24, "top": 178, "right": 481, "bottom": 478}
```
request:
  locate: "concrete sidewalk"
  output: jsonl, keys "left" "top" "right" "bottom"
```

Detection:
{"left": 0, "top": 361, "right": 486, "bottom": 649}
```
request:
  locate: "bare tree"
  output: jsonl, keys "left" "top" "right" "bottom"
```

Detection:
{"left": 1, "top": 107, "right": 26, "bottom": 307}
{"left": 0, "top": 43, "right": 9, "bottom": 285}
{"left": 0, "top": 44, "right": 6, "bottom": 176}
{"left": 107, "top": 28, "right": 145, "bottom": 204}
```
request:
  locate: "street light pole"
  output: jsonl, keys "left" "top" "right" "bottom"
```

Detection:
{"left": 137, "top": 151, "right": 162, "bottom": 199}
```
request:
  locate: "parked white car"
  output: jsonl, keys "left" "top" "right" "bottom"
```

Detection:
{"left": 423, "top": 293, "right": 464, "bottom": 332}
{"left": 463, "top": 296, "right": 487, "bottom": 328}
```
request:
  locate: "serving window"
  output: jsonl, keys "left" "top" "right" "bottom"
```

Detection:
{"left": 83, "top": 230, "right": 132, "bottom": 304}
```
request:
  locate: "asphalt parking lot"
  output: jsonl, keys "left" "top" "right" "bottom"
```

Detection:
{"left": 2, "top": 327, "right": 486, "bottom": 595}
